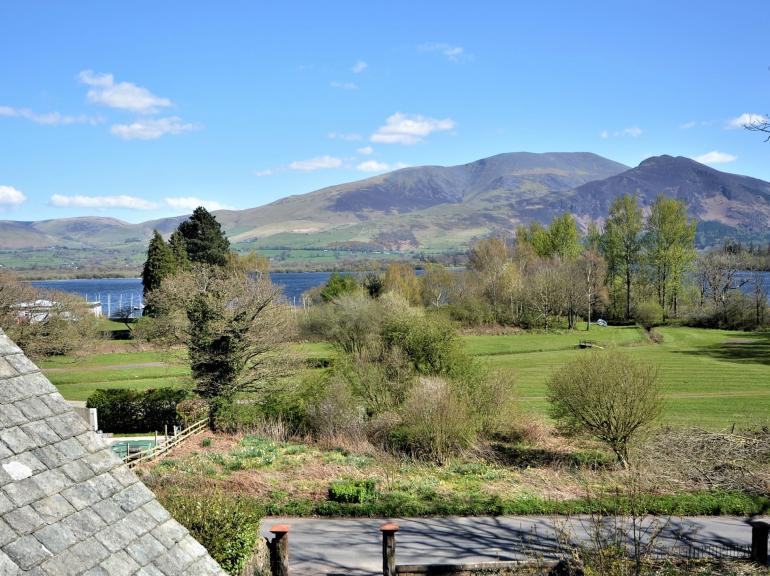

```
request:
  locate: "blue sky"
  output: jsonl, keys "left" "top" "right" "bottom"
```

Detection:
{"left": 1, "top": 1, "right": 769, "bottom": 223}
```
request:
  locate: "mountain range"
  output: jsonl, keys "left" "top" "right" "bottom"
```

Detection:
{"left": 3, "top": 152, "right": 770, "bottom": 271}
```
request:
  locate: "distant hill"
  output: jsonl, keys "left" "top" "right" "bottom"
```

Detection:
{"left": 3, "top": 151, "right": 770, "bottom": 273}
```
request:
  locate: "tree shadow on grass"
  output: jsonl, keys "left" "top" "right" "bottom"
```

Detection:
{"left": 488, "top": 442, "right": 615, "bottom": 471}
{"left": 672, "top": 331, "right": 770, "bottom": 366}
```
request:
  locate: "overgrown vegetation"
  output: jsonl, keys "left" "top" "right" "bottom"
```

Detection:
{"left": 86, "top": 387, "right": 188, "bottom": 433}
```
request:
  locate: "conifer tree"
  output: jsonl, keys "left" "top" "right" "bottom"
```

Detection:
{"left": 168, "top": 229, "right": 190, "bottom": 271}
{"left": 176, "top": 206, "right": 230, "bottom": 266}
{"left": 141, "top": 231, "right": 176, "bottom": 297}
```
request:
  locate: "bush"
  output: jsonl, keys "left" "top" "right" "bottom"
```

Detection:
{"left": 633, "top": 300, "right": 663, "bottom": 330}
{"left": 161, "top": 491, "right": 263, "bottom": 575}
{"left": 176, "top": 398, "right": 210, "bottom": 426}
{"left": 381, "top": 313, "right": 465, "bottom": 376}
{"left": 328, "top": 479, "right": 377, "bottom": 503}
{"left": 389, "top": 377, "right": 479, "bottom": 462}
{"left": 320, "top": 272, "right": 360, "bottom": 302}
{"left": 87, "top": 388, "right": 189, "bottom": 433}
{"left": 547, "top": 351, "right": 663, "bottom": 467}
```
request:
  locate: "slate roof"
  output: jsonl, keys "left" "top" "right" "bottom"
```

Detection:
{"left": 0, "top": 329, "right": 227, "bottom": 575}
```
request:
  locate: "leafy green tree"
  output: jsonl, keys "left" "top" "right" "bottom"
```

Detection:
{"left": 176, "top": 207, "right": 230, "bottom": 266}
{"left": 320, "top": 272, "right": 360, "bottom": 302}
{"left": 547, "top": 213, "right": 582, "bottom": 259}
{"left": 643, "top": 195, "right": 696, "bottom": 317}
{"left": 141, "top": 231, "right": 176, "bottom": 298}
{"left": 383, "top": 263, "right": 421, "bottom": 305}
{"left": 602, "top": 194, "right": 644, "bottom": 320}
{"left": 516, "top": 222, "right": 551, "bottom": 258}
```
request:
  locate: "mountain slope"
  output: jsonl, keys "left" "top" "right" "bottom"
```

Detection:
{"left": 3, "top": 152, "right": 770, "bottom": 272}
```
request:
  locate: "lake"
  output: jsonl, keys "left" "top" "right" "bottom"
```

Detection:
{"left": 31, "top": 272, "right": 336, "bottom": 315}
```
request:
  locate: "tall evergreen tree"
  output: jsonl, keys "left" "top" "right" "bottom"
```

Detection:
{"left": 141, "top": 231, "right": 176, "bottom": 297}
{"left": 168, "top": 229, "right": 191, "bottom": 271}
{"left": 176, "top": 206, "right": 230, "bottom": 266}
{"left": 602, "top": 194, "right": 643, "bottom": 320}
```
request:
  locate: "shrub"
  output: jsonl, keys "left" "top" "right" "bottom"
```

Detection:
{"left": 633, "top": 300, "right": 663, "bottom": 330}
{"left": 87, "top": 388, "right": 189, "bottom": 433}
{"left": 320, "top": 272, "right": 360, "bottom": 302}
{"left": 381, "top": 313, "right": 465, "bottom": 376}
{"left": 390, "top": 377, "right": 479, "bottom": 461}
{"left": 306, "top": 378, "right": 366, "bottom": 441}
{"left": 547, "top": 351, "right": 663, "bottom": 467}
{"left": 176, "top": 398, "right": 210, "bottom": 426}
{"left": 301, "top": 293, "right": 381, "bottom": 353}
{"left": 328, "top": 479, "right": 377, "bottom": 503}
{"left": 161, "top": 491, "right": 263, "bottom": 575}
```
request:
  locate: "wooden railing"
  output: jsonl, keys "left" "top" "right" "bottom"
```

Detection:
{"left": 124, "top": 418, "right": 208, "bottom": 468}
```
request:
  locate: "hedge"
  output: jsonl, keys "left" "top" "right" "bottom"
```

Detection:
{"left": 86, "top": 388, "right": 189, "bottom": 433}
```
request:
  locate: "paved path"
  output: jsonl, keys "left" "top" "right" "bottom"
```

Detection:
{"left": 260, "top": 516, "right": 754, "bottom": 575}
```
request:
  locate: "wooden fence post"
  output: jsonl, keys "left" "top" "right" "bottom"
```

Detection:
{"left": 269, "top": 524, "right": 290, "bottom": 576}
{"left": 380, "top": 522, "right": 399, "bottom": 576}
{"left": 749, "top": 519, "right": 770, "bottom": 565}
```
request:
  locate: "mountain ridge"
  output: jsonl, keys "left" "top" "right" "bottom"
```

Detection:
{"left": 2, "top": 151, "right": 770, "bottom": 271}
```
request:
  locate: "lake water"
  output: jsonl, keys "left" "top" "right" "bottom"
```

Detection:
{"left": 31, "top": 272, "right": 336, "bottom": 315}
{"left": 30, "top": 270, "right": 770, "bottom": 317}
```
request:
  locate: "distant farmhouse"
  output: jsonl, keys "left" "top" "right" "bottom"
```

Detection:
{"left": 13, "top": 299, "right": 102, "bottom": 324}
{"left": 0, "top": 329, "right": 225, "bottom": 575}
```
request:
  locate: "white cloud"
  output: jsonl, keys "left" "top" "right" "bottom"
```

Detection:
{"left": 328, "top": 132, "right": 362, "bottom": 141}
{"left": 78, "top": 70, "right": 171, "bottom": 114}
{"left": 0, "top": 105, "right": 101, "bottom": 126}
{"left": 727, "top": 112, "right": 769, "bottom": 129}
{"left": 371, "top": 112, "right": 455, "bottom": 145}
{"left": 419, "top": 42, "right": 468, "bottom": 63}
{"left": 330, "top": 81, "right": 359, "bottom": 90}
{"left": 693, "top": 150, "right": 737, "bottom": 164}
{"left": 50, "top": 194, "right": 157, "bottom": 210}
{"left": 622, "top": 126, "right": 643, "bottom": 138}
{"left": 601, "top": 126, "right": 643, "bottom": 139}
{"left": 110, "top": 116, "right": 198, "bottom": 140}
{"left": 253, "top": 168, "right": 274, "bottom": 177}
{"left": 288, "top": 155, "right": 343, "bottom": 171}
{"left": 356, "top": 160, "right": 409, "bottom": 173}
{"left": 0, "top": 185, "right": 26, "bottom": 206}
{"left": 357, "top": 146, "right": 374, "bottom": 155}
{"left": 680, "top": 120, "right": 697, "bottom": 129}
{"left": 164, "top": 197, "right": 232, "bottom": 211}
{"left": 351, "top": 60, "right": 368, "bottom": 74}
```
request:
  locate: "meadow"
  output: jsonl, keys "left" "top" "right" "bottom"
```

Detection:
{"left": 41, "top": 325, "right": 770, "bottom": 430}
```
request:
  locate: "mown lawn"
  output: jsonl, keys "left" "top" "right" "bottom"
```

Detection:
{"left": 39, "top": 326, "right": 770, "bottom": 428}
{"left": 468, "top": 326, "right": 770, "bottom": 429}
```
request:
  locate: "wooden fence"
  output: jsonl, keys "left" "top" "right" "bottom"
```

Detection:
{"left": 124, "top": 418, "right": 208, "bottom": 468}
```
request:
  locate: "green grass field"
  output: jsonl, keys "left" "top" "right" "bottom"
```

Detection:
{"left": 40, "top": 327, "right": 770, "bottom": 429}
{"left": 466, "top": 326, "right": 770, "bottom": 429}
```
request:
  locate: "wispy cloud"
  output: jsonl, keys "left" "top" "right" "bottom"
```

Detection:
{"left": 50, "top": 193, "right": 157, "bottom": 210}
{"left": 110, "top": 116, "right": 199, "bottom": 140}
{"left": 0, "top": 105, "right": 101, "bottom": 126}
{"left": 726, "top": 112, "right": 769, "bottom": 129}
{"left": 330, "top": 81, "right": 359, "bottom": 90}
{"left": 327, "top": 132, "right": 362, "bottom": 141}
{"left": 0, "top": 185, "right": 27, "bottom": 207}
{"left": 680, "top": 120, "right": 697, "bottom": 130}
{"left": 357, "top": 146, "right": 374, "bottom": 155}
{"left": 419, "top": 42, "right": 469, "bottom": 63}
{"left": 601, "top": 126, "right": 643, "bottom": 139}
{"left": 371, "top": 112, "right": 455, "bottom": 145}
{"left": 288, "top": 155, "right": 343, "bottom": 171}
{"left": 253, "top": 168, "right": 274, "bottom": 177}
{"left": 78, "top": 70, "right": 171, "bottom": 114}
{"left": 164, "top": 197, "right": 232, "bottom": 211}
{"left": 356, "top": 160, "right": 409, "bottom": 173}
{"left": 351, "top": 60, "right": 368, "bottom": 74}
{"left": 693, "top": 150, "right": 737, "bottom": 164}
